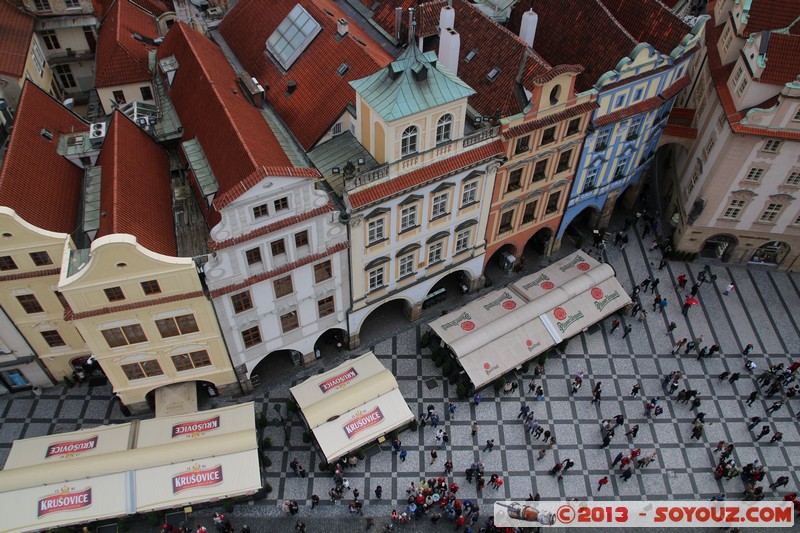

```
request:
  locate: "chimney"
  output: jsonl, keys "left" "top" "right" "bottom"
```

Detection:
{"left": 394, "top": 7, "right": 402, "bottom": 39}
{"left": 519, "top": 9, "right": 538, "bottom": 48}
{"left": 439, "top": 5, "right": 455, "bottom": 31}
{"left": 408, "top": 7, "right": 415, "bottom": 44}
{"left": 286, "top": 80, "right": 297, "bottom": 95}
{"left": 438, "top": 29, "right": 460, "bottom": 75}
{"left": 337, "top": 18, "right": 349, "bottom": 36}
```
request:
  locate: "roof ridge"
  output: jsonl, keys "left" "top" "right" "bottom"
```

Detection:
{"left": 455, "top": 0, "right": 531, "bottom": 51}
{"left": 176, "top": 23, "right": 263, "bottom": 174}
{"left": 592, "top": 0, "right": 637, "bottom": 46}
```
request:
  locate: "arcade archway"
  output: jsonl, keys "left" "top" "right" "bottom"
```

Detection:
{"left": 750, "top": 241, "right": 790, "bottom": 266}
{"left": 700, "top": 234, "right": 737, "bottom": 262}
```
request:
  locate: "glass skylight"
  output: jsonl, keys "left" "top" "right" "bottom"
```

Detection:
{"left": 266, "top": 4, "right": 322, "bottom": 70}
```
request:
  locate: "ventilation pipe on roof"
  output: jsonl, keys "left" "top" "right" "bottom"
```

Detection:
{"left": 408, "top": 7, "right": 415, "bottom": 45}
{"left": 286, "top": 80, "right": 297, "bottom": 95}
{"left": 394, "top": 7, "right": 402, "bottom": 40}
{"left": 439, "top": 28, "right": 460, "bottom": 75}
{"left": 519, "top": 8, "right": 538, "bottom": 48}
{"left": 337, "top": 18, "right": 349, "bottom": 36}
{"left": 439, "top": 4, "right": 454, "bottom": 31}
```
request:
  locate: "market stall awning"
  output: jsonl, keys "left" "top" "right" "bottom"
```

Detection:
{"left": 290, "top": 352, "right": 414, "bottom": 464}
{"left": 429, "top": 288, "right": 527, "bottom": 347}
{"left": 511, "top": 252, "right": 602, "bottom": 301}
{"left": 541, "top": 274, "right": 629, "bottom": 339}
{"left": 136, "top": 402, "right": 255, "bottom": 448}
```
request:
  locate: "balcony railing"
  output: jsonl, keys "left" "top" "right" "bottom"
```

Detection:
{"left": 47, "top": 48, "right": 94, "bottom": 65}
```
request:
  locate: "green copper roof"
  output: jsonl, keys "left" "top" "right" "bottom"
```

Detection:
{"left": 350, "top": 45, "right": 475, "bottom": 122}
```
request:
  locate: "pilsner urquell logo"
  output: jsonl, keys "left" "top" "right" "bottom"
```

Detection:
{"left": 441, "top": 312, "right": 471, "bottom": 331}
{"left": 45, "top": 435, "right": 98, "bottom": 458}
{"left": 172, "top": 464, "right": 224, "bottom": 494}
{"left": 483, "top": 362, "right": 499, "bottom": 376}
{"left": 554, "top": 307, "right": 585, "bottom": 333}
{"left": 172, "top": 416, "right": 220, "bottom": 438}
{"left": 343, "top": 407, "right": 384, "bottom": 439}
{"left": 319, "top": 367, "right": 358, "bottom": 393}
{"left": 593, "top": 288, "right": 621, "bottom": 312}
{"left": 37, "top": 486, "right": 92, "bottom": 517}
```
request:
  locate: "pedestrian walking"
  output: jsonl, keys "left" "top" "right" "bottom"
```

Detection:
{"left": 729, "top": 372, "right": 741, "bottom": 385}
{"left": 537, "top": 448, "right": 547, "bottom": 461}
{"left": 483, "top": 439, "right": 495, "bottom": 452}
{"left": 651, "top": 278, "right": 660, "bottom": 293}
{"left": 518, "top": 403, "right": 530, "bottom": 419}
{"left": 690, "top": 424, "right": 704, "bottom": 440}
{"left": 770, "top": 432, "right": 783, "bottom": 443}
{"left": 597, "top": 476, "right": 609, "bottom": 491}
{"left": 640, "top": 277, "right": 651, "bottom": 291}
{"left": 770, "top": 476, "right": 790, "bottom": 489}
{"left": 630, "top": 384, "right": 641, "bottom": 396}
{"left": 620, "top": 467, "right": 633, "bottom": 482}
{"left": 682, "top": 300, "right": 691, "bottom": 316}
{"left": 684, "top": 340, "right": 696, "bottom": 354}
{"left": 430, "top": 449, "right": 438, "bottom": 464}
{"left": 742, "top": 344, "right": 754, "bottom": 356}
{"left": 672, "top": 338, "right": 687, "bottom": 354}
{"left": 653, "top": 295, "right": 662, "bottom": 311}
{"left": 723, "top": 283, "right": 735, "bottom": 295}
{"left": 612, "top": 452, "right": 624, "bottom": 467}
{"left": 626, "top": 424, "right": 639, "bottom": 438}
{"left": 601, "top": 434, "right": 611, "bottom": 448}
{"left": 747, "top": 391, "right": 759, "bottom": 406}
{"left": 666, "top": 322, "right": 677, "bottom": 334}
{"left": 747, "top": 416, "right": 763, "bottom": 431}
{"left": 718, "top": 371, "right": 730, "bottom": 382}
{"left": 471, "top": 421, "right": 478, "bottom": 436}
{"left": 391, "top": 438, "right": 402, "bottom": 453}
{"left": 767, "top": 400, "right": 784, "bottom": 414}
{"left": 668, "top": 380, "right": 680, "bottom": 395}
{"left": 622, "top": 324, "right": 633, "bottom": 338}
{"left": 375, "top": 486, "right": 382, "bottom": 499}
{"left": 448, "top": 402, "right": 457, "bottom": 418}
{"left": 755, "top": 425, "right": 771, "bottom": 441}
{"left": 399, "top": 449, "right": 407, "bottom": 462}
{"left": 690, "top": 283, "right": 699, "bottom": 297}
{"left": 610, "top": 319, "right": 620, "bottom": 333}
{"left": 659, "top": 257, "right": 668, "bottom": 271}
{"left": 714, "top": 441, "right": 726, "bottom": 453}
{"left": 311, "top": 494, "right": 320, "bottom": 509}
{"left": 591, "top": 389, "right": 602, "bottom": 404}
{"left": 677, "top": 274, "right": 687, "bottom": 289}
{"left": 444, "top": 459, "right": 453, "bottom": 474}
{"left": 473, "top": 393, "right": 482, "bottom": 405}
{"left": 549, "top": 462, "right": 563, "bottom": 477}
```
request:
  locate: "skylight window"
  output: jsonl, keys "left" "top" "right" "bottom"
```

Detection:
{"left": 337, "top": 62, "right": 350, "bottom": 76}
{"left": 487, "top": 67, "right": 500, "bottom": 82}
{"left": 465, "top": 48, "right": 477, "bottom": 63}
{"left": 266, "top": 4, "right": 322, "bottom": 70}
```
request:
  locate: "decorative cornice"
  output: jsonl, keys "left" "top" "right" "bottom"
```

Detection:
{"left": 0, "top": 267, "right": 60, "bottom": 282}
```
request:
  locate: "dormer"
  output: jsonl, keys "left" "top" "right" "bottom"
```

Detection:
{"left": 349, "top": 43, "right": 475, "bottom": 165}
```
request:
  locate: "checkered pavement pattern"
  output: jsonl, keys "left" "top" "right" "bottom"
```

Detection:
{"left": 1, "top": 223, "right": 798, "bottom": 519}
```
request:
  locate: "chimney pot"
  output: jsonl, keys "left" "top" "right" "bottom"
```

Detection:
{"left": 337, "top": 18, "right": 349, "bottom": 36}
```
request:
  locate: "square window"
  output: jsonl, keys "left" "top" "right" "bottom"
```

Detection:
{"left": 242, "top": 326, "right": 262, "bottom": 348}
{"left": 540, "top": 126, "right": 556, "bottom": 145}
{"left": 318, "top": 296, "right": 335, "bottom": 317}
{"left": 522, "top": 200, "right": 538, "bottom": 224}
{"left": 532, "top": 159, "right": 548, "bottom": 182}
{"left": 399, "top": 255, "right": 415, "bottom": 277}
{"left": 141, "top": 279, "right": 161, "bottom": 295}
{"left": 122, "top": 360, "right": 162, "bottom": 380}
{"left": 29, "top": 251, "right": 52, "bottom": 266}
{"left": 368, "top": 267, "right": 384, "bottom": 291}
{"left": 432, "top": 193, "right": 449, "bottom": 218}
{"left": 461, "top": 181, "right": 478, "bottom": 206}
{"left": 507, "top": 169, "right": 523, "bottom": 192}
{"left": 104, "top": 286, "right": 125, "bottom": 302}
{"left": 627, "top": 117, "right": 642, "bottom": 140}
{"left": 176, "top": 314, "right": 199, "bottom": 334}
{"left": 745, "top": 168, "right": 765, "bottom": 183}
{"left": 514, "top": 136, "right": 530, "bottom": 154}
{"left": 140, "top": 86, "right": 153, "bottom": 100}
{"left": 245, "top": 247, "right": 262, "bottom": 265}
{"left": 545, "top": 191, "right": 562, "bottom": 214}
{"left": 253, "top": 204, "right": 269, "bottom": 218}
{"left": 367, "top": 218, "right": 385, "bottom": 244}
{"left": 736, "top": 77, "right": 748, "bottom": 97}
{"left": 785, "top": 171, "right": 800, "bottom": 187}
{"left": 615, "top": 94, "right": 625, "bottom": 108}
{"left": 274, "top": 197, "right": 289, "bottom": 211}
{"left": 759, "top": 202, "right": 784, "bottom": 223}
{"left": 274, "top": 275, "right": 293, "bottom": 298}
{"left": 763, "top": 140, "right": 782, "bottom": 153}
{"left": 722, "top": 198, "right": 746, "bottom": 220}
{"left": 33, "top": 0, "right": 51, "bottom": 11}
{"left": 122, "top": 363, "right": 145, "bottom": 380}
{"left": 112, "top": 90, "right": 126, "bottom": 104}
{"left": 400, "top": 205, "right": 417, "bottom": 231}
{"left": 41, "top": 330, "right": 65, "bottom": 347}
{"left": 314, "top": 261, "right": 332, "bottom": 283}
{"left": 172, "top": 350, "right": 211, "bottom": 371}
{"left": 156, "top": 314, "right": 198, "bottom": 338}
{"left": 123, "top": 324, "right": 147, "bottom": 344}
{"left": 633, "top": 88, "right": 643, "bottom": 101}
{"left": 294, "top": 231, "right": 309, "bottom": 247}
{"left": 101, "top": 327, "right": 127, "bottom": 348}
{"left": 231, "top": 291, "right": 253, "bottom": 313}
{"left": 16, "top": 294, "right": 43, "bottom": 314}
{"left": 41, "top": 29, "right": 59, "bottom": 49}
{"left": 0, "top": 256, "right": 18, "bottom": 271}
{"left": 428, "top": 241, "right": 444, "bottom": 264}
{"left": 155, "top": 318, "right": 179, "bottom": 338}
{"left": 455, "top": 229, "right": 470, "bottom": 253}
{"left": 280, "top": 310, "right": 299, "bottom": 332}
{"left": 271, "top": 239, "right": 286, "bottom": 256}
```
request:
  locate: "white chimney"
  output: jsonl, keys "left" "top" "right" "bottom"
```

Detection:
{"left": 439, "top": 29, "right": 460, "bottom": 75}
{"left": 519, "top": 9, "right": 538, "bottom": 48}
{"left": 439, "top": 5, "right": 455, "bottom": 31}
{"left": 337, "top": 18, "right": 349, "bottom": 36}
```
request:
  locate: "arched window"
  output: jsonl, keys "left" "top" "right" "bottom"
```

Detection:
{"left": 436, "top": 114, "right": 453, "bottom": 144}
{"left": 401, "top": 126, "right": 418, "bottom": 156}
{"left": 549, "top": 85, "right": 561, "bottom": 106}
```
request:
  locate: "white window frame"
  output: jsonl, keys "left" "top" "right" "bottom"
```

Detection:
{"left": 428, "top": 241, "right": 444, "bottom": 264}
{"left": 763, "top": 140, "right": 782, "bottom": 153}
{"left": 436, "top": 114, "right": 452, "bottom": 144}
{"left": 398, "top": 254, "right": 415, "bottom": 277}
{"left": 401, "top": 126, "right": 418, "bottom": 157}
{"left": 368, "top": 267, "right": 384, "bottom": 291}
{"left": 736, "top": 77, "right": 748, "bottom": 97}
{"left": 431, "top": 192, "right": 449, "bottom": 218}
{"left": 461, "top": 181, "right": 478, "bottom": 206}
{"left": 400, "top": 205, "right": 417, "bottom": 231}
{"left": 455, "top": 229, "right": 471, "bottom": 253}
{"left": 744, "top": 168, "right": 765, "bottom": 183}
{"left": 733, "top": 65, "right": 743, "bottom": 84}
{"left": 703, "top": 136, "right": 716, "bottom": 158}
{"left": 367, "top": 218, "right": 385, "bottom": 245}
{"left": 793, "top": 109, "right": 800, "bottom": 122}
{"left": 759, "top": 203, "right": 784, "bottom": 224}
{"left": 595, "top": 129, "right": 610, "bottom": 150}
{"left": 332, "top": 122, "right": 343, "bottom": 136}
{"left": 584, "top": 167, "right": 599, "bottom": 191}
{"left": 785, "top": 171, "right": 800, "bottom": 187}
{"left": 722, "top": 198, "right": 747, "bottom": 220}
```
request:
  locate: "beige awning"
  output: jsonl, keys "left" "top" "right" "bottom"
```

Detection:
{"left": 541, "top": 275, "right": 629, "bottom": 338}
{"left": 429, "top": 288, "right": 527, "bottom": 347}
{"left": 511, "top": 252, "right": 602, "bottom": 301}
{"left": 136, "top": 402, "right": 256, "bottom": 448}
{"left": 290, "top": 352, "right": 414, "bottom": 463}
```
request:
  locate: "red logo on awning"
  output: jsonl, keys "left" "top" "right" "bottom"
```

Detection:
{"left": 172, "top": 464, "right": 224, "bottom": 494}
{"left": 577, "top": 262, "right": 590, "bottom": 271}
{"left": 591, "top": 287, "right": 604, "bottom": 300}
{"left": 554, "top": 307, "right": 567, "bottom": 321}
{"left": 526, "top": 340, "right": 533, "bottom": 347}
{"left": 461, "top": 321, "right": 475, "bottom": 331}
{"left": 46, "top": 436, "right": 98, "bottom": 458}
{"left": 172, "top": 416, "right": 220, "bottom": 438}
{"left": 343, "top": 407, "right": 384, "bottom": 440}
{"left": 319, "top": 367, "right": 359, "bottom": 393}
{"left": 502, "top": 300, "right": 517, "bottom": 310}
{"left": 541, "top": 281, "right": 555, "bottom": 290}
{"left": 38, "top": 487, "right": 92, "bottom": 517}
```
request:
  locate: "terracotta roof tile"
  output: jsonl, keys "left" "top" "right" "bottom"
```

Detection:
{"left": 0, "top": 0, "right": 34, "bottom": 78}
{"left": 598, "top": 0, "right": 690, "bottom": 56}
{"left": 213, "top": 166, "right": 321, "bottom": 211}
{"left": 593, "top": 74, "right": 689, "bottom": 127}
{"left": 504, "top": 101, "right": 599, "bottom": 138}
{"left": 67, "top": 290, "right": 204, "bottom": 320}
{"left": 94, "top": 0, "right": 157, "bottom": 87}
{"left": 96, "top": 112, "right": 177, "bottom": 256}
{"left": 760, "top": 33, "right": 800, "bottom": 85}
{"left": 209, "top": 240, "right": 349, "bottom": 297}
{"left": 0, "top": 82, "right": 87, "bottom": 234}
{"left": 0, "top": 267, "right": 60, "bottom": 282}
{"left": 218, "top": 0, "right": 392, "bottom": 149}
{"left": 663, "top": 124, "right": 697, "bottom": 139}
{"left": 157, "top": 23, "right": 300, "bottom": 226}
{"left": 348, "top": 139, "right": 504, "bottom": 209}
{"left": 743, "top": 0, "right": 798, "bottom": 34}
{"left": 210, "top": 201, "right": 334, "bottom": 251}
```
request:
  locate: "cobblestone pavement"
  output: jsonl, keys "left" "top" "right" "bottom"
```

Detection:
{"left": 1, "top": 217, "right": 799, "bottom": 533}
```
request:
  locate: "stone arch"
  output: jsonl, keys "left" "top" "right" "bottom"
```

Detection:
{"left": 749, "top": 241, "right": 790, "bottom": 266}
{"left": 700, "top": 234, "right": 738, "bottom": 262}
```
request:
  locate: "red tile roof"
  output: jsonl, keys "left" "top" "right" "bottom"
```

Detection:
{"left": 348, "top": 139, "right": 504, "bottom": 209}
{"left": 0, "top": 267, "right": 60, "bottom": 282}
{"left": 663, "top": 124, "right": 697, "bottom": 139}
{"left": 504, "top": 101, "right": 599, "bottom": 138}
{"left": 0, "top": 82, "right": 87, "bottom": 234}
{"left": 157, "top": 23, "right": 304, "bottom": 226}
{"left": 210, "top": 201, "right": 334, "bottom": 251}
{"left": 0, "top": 0, "right": 34, "bottom": 78}
{"left": 209, "top": 240, "right": 349, "bottom": 297}
{"left": 218, "top": 0, "right": 392, "bottom": 149}
{"left": 759, "top": 33, "right": 800, "bottom": 85}
{"left": 743, "top": 0, "right": 798, "bottom": 35}
{"left": 213, "top": 166, "right": 321, "bottom": 211}
{"left": 597, "top": 0, "right": 690, "bottom": 57}
{"left": 96, "top": 112, "right": 177, "bottom": 256}
{"left": 371, "top": 0, "right": 443, "bottom": 40}
{"left": 94, "top": 0, "right": 157, "bottom": 87}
